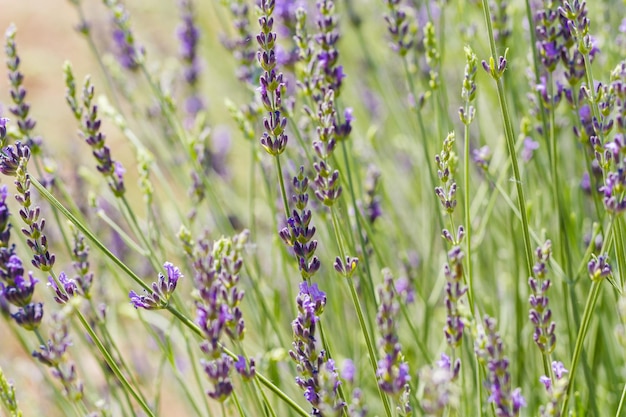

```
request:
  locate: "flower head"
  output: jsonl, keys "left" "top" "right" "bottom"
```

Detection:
{"left": 128, "top": 262, "right": 183, "bottom": 310}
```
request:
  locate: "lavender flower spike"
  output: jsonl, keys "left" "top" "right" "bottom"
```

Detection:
{"left": 0, "top": 141, "right": 30, "bottom": 177}
{"left": 539, "top": 361, "right": 569, "bottom": 416}
{"left": 257, "top": 0, "right": 289, "bottom": 156}
{"left": 104, "top": 0, "right": 144, "bottom": 71}
{"left": 376, "top": 269, "right": 411, "bottom": 415}
{"left": 475, "top": 316, "right": 525, "bottom": 417}
{"left": 528, "top": 240, "right": 556, "bottom": 354}
{"left": 5, "top": 25, "right": 42, "bottom": 154}
{"left": 129, "top": 262, "right": 183, "bottom": 310}
{"left": 290, "top": 281, "right": 345, "bottom": 414}
{"left": 0, "top": 117, "right": 8, "bottom": 146}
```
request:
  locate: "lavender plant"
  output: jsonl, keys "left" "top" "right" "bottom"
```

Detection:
{"left": 3, "top": 0, "right": 626, "bottom": 416}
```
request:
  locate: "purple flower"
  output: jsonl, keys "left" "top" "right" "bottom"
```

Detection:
{"left": 191, "top": 232, "right": 249, "bottom": 400}
{"left": 341, "top": 359, "right": 355, "bottom": 384}
{"left": 105, "top": 0, "right": 144, "bottom": 71}
{"left": 529, "top": 240, "right": 557, "bottom": 354}
{"left": 0, "top": 141, "right": 30, "bottom": 177}
{"left": 80, "top": 79, "right": 126, "bottom": 197}
{"left": 290, "top": 280, "right": 344, "bottom": 414}
{"left": 383, "top": 0, "right": 416, "bottom": 56}
{"left": 0, "top": 117, "right": 8, "bottom": 144}
{"left": 552, "top": 361, "right": 568, "bottom": 379}
{"left": 539, "top": 361, "right": 569, "bottom": 415}
{"left": 279, "top": 168, "right": 322, "bottom": 279}
{"left": 443, "top": 243, "right": 468, "bottom": 350}
{"left": 375, "top": 269, "right": 411, "bottom": 412}
{"left": 234, "top": 355, "right": 256, "bottom": 380}
{"left": 257, "top": 1, "right": 289, "bottom": 157}
{"left": 5, "top": 25, "right": 41, "bottom": 154}
{"left": 333, "top": 255, "right": 358, "bottom": 278}
{"left": 221, "top": 1, "right": 257, "bottom": 84}
{"left": 472, "top": 145, "right": 492, "bottom": 170}
{"left": 177, "top": 0, "right": 204, "bottom": 118}
{"left": 32, "top": 315, "right": 84, "bottom": 399}
{"left": 129, "top": 262, "right": 183, "bottom": 310}
{"left": 1, "top": 269, "right": 37, "bottom": 308}
{"left": 475, "top": 316, "right": 525, "bottom": 417}
{"left": 522, "top": 137, "right": 540, "bottom": 162}
{"left": 419, "top": 356, "right": 459, "bottom": 415}
{"left": 129, "top": 290, "right": 159, "bottom": 310}
{"left": 11, "top": 301, "right": 43, "bottom": 331}
{"left": 47, "top": 272, "right": 78, "bottom": 305}
{"left": 588, "top": 254, "right": 611, "bottom": 281}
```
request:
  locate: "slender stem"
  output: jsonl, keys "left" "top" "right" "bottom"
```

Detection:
{"left": 616, "top": 381, "right": 626, "bottom": 417}
{"left": 463, "top": 120, "right": 475, "bottom": 315}
{"left": 347, "top": 276, "right": 393, "bottom": 417}
{"left": 560, "top": 279, "right": 602, "bottom": 415}
{"left": 274, "top": 155, "right": 290, "bottom": 220}
{"left": 74, "top": 308, "right": 155, "bottom": 417}
{"left": 480, "top": 0, "right": 534, "bottom": 277}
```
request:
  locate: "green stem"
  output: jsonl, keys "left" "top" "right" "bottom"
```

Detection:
{"left": 74, "top": 308, "right": 155, "bottom": 417}
{"left": 274, "top": 155, "right": 290, "bottom": 220}
{"left": 480, "top": 0, "right": 534, "bottom": 277}
{"left": 560, "top": 279, "right": 602, "bottom": 415}
{"left": 616, "top": 380, "right": 626, "bottom": 417}
{"left": 463, "top": 120, "right": 475, "bottom": 315}
{"left": 347, "top": 276, "right": 393, "bottom": 417}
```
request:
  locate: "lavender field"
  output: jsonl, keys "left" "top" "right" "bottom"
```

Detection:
{"left": 0, "top": 0, "right": 624, "bottom": 416}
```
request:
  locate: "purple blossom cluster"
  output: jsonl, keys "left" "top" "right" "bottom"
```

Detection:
{"left": 361, "top": 165, "right": 382, "bottom": 225}
{"left": 528, "top": 240, "right": 556, "bottom": 353}
{"left": 418, "top": 354, "right": 460, "bottom": 416}
{"left": 32, "top": 313, "right": 84, "bottom": 401}
{"left": 383, "top": 0, "right": 415, "bottom": 57}
{"left": 0, "top": 179, "right": 43, "bottom": 331}
{"left": 588, "top": 64, "right": 626, "bottom": 213}
{"left": 290, "top": 281, "right": 344, "bottom": 415}
{"left": 10, "top": 145, "right": 56, "bottom": 272}
{"left": 311, "top": 91, "right": 345, "bottom": 206}
{"left": 294, "top": 0, "right": 352, "bottom": 208}
{"left": 177, "top": 0, "right": 204, "bottom": 117}
{"left": 539, "top": 361, "right": 569, "bottom": 417}
{"left": 475, "top": 316, "right": 525, "bottom": 417}
{"left": 314, "top": 0, "right": 345, "bottom": 96}
{"left": 534, "top": 1, "right": 596, "bottom": 83}
{"left": 587, "top": 253, "right": 611, "bottom": 282}
{"left": 442, "top": 243, "right": 467, "bottom": 353}
{"left": 70, "top": 230, "right": 94, "bottom": 297}
{"left": 256, "top": 0, "right": 289, "bottom": 157}
{"left": 192, "top": 231, "right": 249, "bottom": 401}
{"left": 434, "top": 132, "right": 458, "bottom": 213}
{"left": 375, "top": 269, "right": 411, "bottom": 415}
{"left": 129, "top": 262, "right": 182, "bottom": 310}
{"left": 104, "top": 0, "right": 144, "bottom": 71}
{"left": 48, "top": 272, "right": 78, "bottom": 305}
{"left": 279, "top": 167, "right": 321, "bottom": 279}
{"left": 4, "top": 25, "right": 42, "bottom": 154}
{"left": 78, "top": 77, "right": 126, "bottom": 198}
{"left": 222, "top": 0, "right": 257, "bottom": 85}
